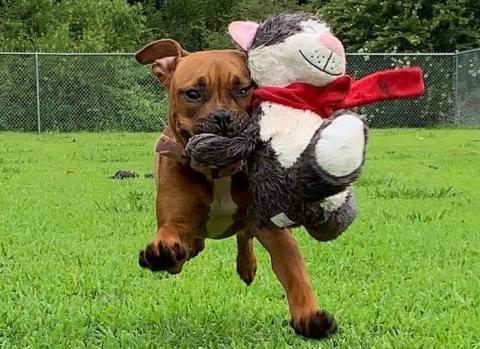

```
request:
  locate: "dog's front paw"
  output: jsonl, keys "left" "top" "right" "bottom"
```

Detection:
{"left": 188, "top": 238, "right": 205, "bottom": 260}
{"left": 290, "top": 311, "right": 338, "bottom": 339}
{"left": 138, "top": 240, "right": 187, "bottom": 274}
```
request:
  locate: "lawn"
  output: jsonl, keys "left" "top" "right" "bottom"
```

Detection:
{"left": 0, "top": 129, "right": 479, "bottom": 348}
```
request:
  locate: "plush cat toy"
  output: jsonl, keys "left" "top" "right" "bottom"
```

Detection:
{"left": 186, "top": 13, "right": 425, "bottom": 241}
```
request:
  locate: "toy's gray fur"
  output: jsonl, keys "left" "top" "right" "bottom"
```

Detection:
{"left": 304, "top": 190, "right": 357, "bottom": 241}
{"left": 186, "top": 107, "right": 368, "bottom": 241}
{"left": 186, "top": 121, "right": 259, "bottom": 167}
{"left": 252, "top": 12, "right": 315, "bottom": 48}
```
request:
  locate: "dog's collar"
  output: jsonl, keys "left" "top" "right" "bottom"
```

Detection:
{"left": 155, "top": 134, "right": 244, "bottom": 179}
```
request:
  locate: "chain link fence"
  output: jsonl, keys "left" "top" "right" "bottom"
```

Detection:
{"left": 347, "top": 53, "right": 456, "bottom": 127}
{"left": 0, "top": 53, "right": 166, "bottom": 132}
{"left": 0, "top": 49, "right": 479, "bottom": 132}
{"left": 455, "top": 48, "right": 480, "bottom": 126}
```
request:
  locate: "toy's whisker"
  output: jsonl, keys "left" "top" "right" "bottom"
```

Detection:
{"left": 323, "top": 52, "right": 333, "bottom": 70}
{"left": 298, "top": 50, "right": 342, "bottom": 76}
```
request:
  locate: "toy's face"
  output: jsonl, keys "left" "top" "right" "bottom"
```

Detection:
{"left": 229, "top": 13, "right": 346, "bottom": 87}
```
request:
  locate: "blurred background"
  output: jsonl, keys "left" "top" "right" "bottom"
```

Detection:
{"left": 2, "top": 0, "right": 479, "bottom": 53}
{"left": 1, "top": 0, "right": 479, "bottom": 131}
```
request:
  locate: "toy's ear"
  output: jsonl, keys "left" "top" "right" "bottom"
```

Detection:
{"left": 228, "top": 21, "right": 259, "bottom": 51}
{"left": 135, "top": 39, "right": 189, "bottom": 85}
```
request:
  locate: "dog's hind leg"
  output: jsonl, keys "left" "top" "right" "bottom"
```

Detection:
{"left": 236, "top": 230, "right": 257, "bottom": 286}
{"left": 250, "top": 225, "right": 337, "bottom": 339}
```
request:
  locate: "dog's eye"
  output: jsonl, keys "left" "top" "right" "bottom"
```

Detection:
{"left": 236, "top": 85, "right": 252, "bottom": 97}
{"left": 184, "top": 89, "right": 202, "bottom": 102}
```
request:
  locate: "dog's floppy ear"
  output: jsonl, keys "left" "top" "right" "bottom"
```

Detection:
{"left": 135, "top": 39, "right": 189, "bottom": 85}
{"left": 228, "top": 21, "right": 259, "bottom": 51}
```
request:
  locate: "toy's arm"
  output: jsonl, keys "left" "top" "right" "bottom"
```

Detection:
{"left": 293, "top": 110, "right": 368, "bottom": 201}
{"left": 185, "top": 121, "right": 259, "bottom": 167}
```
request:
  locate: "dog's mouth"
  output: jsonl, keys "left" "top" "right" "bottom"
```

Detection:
{"left": 298, "top": 50, "right": 343, "bottom": 76}
{"left": 178, "top": 128, "right": 193, "bottom": 142}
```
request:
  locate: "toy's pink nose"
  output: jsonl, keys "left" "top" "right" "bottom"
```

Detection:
{"left": 318, "top": 33, "right": 345, "bottom": 57}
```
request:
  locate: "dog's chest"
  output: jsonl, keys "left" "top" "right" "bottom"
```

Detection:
{"left": 258, "top": 102, "right": 324, "bottom": 168}
{"left": 205, "top": 177, "right": 237, "bottom": 238}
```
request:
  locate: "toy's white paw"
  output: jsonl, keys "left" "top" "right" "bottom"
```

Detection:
{"left": 314, "top": 113, "right": 365, "bottom": 177}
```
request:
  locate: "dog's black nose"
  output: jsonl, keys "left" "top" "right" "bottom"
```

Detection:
{"left": 213, "top": 111, "right": 232, "bottom": 131}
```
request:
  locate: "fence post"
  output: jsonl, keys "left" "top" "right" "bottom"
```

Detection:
{"left": 35, "top": 52, "right": 41, "bottom": 133}
{"left": 453, "top": 50, "right": 459, "bottom": 125}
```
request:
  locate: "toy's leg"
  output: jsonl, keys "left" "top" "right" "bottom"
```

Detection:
{"left": 305, "top": 189, "right": 357, "bottom": 242}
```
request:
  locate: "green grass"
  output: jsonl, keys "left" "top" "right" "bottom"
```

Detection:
{"left": 1, "top": 129, "right": 479, "bottom": 348}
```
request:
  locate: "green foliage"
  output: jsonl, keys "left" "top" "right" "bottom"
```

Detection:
{"left": 0, "top": 1, "right": 166, "bottom": 132}
{"left": 1, "top": 0, "right": 479, "bottom": 53}
{"left": 228, "top": 0, "right": 309, "bottom": 22}
{"left": 138, "top": 0, "right": 238, "bottom": 51}
{"left": 135, "top": 0, "right": 307, "bottom": 51}
{"left": 0, "top": 0, "right": 147, "bottom": 52}
{"left": 316, "top": 0, "right": 480, "bottom": 52}
{"left": 0, "top": 130, "right": 479, "bottom": 347}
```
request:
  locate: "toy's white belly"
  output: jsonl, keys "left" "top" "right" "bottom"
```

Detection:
{"left": 205, "top": 177, "right": 237, "bottom": 238}
{"left": 258, "top": 102, "right": 324, "bottom": 168}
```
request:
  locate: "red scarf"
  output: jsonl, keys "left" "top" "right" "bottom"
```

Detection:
{"left": 252, "top": 67, "right": 425, "bottom": 118}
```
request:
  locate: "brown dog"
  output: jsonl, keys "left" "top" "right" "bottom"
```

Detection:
{"left": 135, "top": 39, "right": 337, "bottom": 339}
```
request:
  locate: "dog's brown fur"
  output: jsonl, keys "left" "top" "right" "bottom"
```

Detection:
{"left": 135, "top": 39, "right": 337, "bottom": 339}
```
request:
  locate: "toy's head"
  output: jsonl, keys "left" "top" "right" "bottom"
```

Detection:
{"left": 228, "top": 13, "right": 346, "bottom": 88}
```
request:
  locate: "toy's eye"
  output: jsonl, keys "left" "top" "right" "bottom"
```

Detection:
{"left": 184, "top": 89, "right": 202, "bottom": 102}
{"left": 303, "top": 26, "right": 316, "bottom": 33}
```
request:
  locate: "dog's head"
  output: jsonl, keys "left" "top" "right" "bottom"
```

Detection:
{"left": 228, "top": 13, "right": 346, "bottom": 88}
{"left": 136, "top": 39, "right": 253, "bottom": 144}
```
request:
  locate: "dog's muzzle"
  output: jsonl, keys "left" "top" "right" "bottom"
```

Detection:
{"left": 212, "top": 110, "right": 232, "bottom": 133}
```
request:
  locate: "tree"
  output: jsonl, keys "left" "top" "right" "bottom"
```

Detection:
{"left": 129, "top": 0, "right": 311, "bottom": 51}
{"left": 0, "top": 0, "right": 147, "bottom": 52}
{"left": 0, "top": 0, "right": 159, "bottom": 132}
{"left": 316, "top": 0, "right": 480, "bottom": 52}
